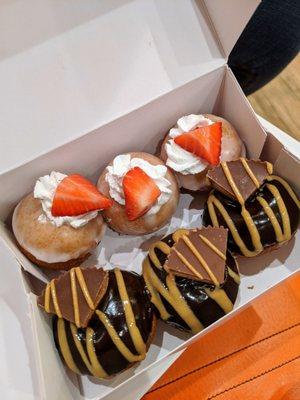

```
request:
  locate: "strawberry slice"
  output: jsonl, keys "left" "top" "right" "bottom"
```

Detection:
{"left": 123, "top": 167, "right": 161, "bottom": 221}
{"left": 52, "top": 174, "right": 112, "bottom": 217}
{"left": 174, "top": 122, "right": 222, "bottom": 166}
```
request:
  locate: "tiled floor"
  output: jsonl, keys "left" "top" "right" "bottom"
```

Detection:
{"left": 248, "top": 55, "right": 300, "bottom": 141}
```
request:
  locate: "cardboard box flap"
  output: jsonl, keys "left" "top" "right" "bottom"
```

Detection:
{"left": 260, "top": 132, "right": 285, "bottom": 165}
{"left": 0, "top": 0, "right": 228, "bottom": 173}
{"left": 203, "top": 0, "right": 260, "bottom": 57}
{"left": 259, "top": 132, "right": 300, "bottom": 195}
{"left": 213, "top": 67, "right": 266, "bottom": 157}
{"left": 274, "top": 148, "right": 300, "bottom": 195}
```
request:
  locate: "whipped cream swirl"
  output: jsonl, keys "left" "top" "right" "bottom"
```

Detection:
{"left": 105, "top": 154, "right": 172, "bottom": 216}
{"left": 34, "top": 171, "right": 98, "bottom": 228}
{"left": 165, "top": 114, "right": 214, "bottom": 175}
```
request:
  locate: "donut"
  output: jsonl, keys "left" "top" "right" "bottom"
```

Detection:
{"left": 38, "top": 267, "right": 156, "bottom": 378}
{"left": 12, "top": 172, "right": 112, "bottom": 270}
{"left": 97, "top": 152, "right": 179, "bottom": 235}
{"left": 203, "top": 159, "right": 300, "bottom": 257}
{"left": 160, "top": 114, "right": 245, "bottom": 191}
{"left": 142, "top": 227, "right": 240, "bottom": 333}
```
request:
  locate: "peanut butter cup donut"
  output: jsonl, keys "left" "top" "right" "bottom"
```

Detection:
{"left": 203, "top": 159, "right": 300, "bottom": 257}
{"left": 142, "top": 227, "right": 240, "bottom": 334}
{"left": 38, "top": 267, "right": 156, "bottom": 378}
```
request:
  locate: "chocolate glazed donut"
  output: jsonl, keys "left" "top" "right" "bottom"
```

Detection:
{"left": 203, "top": 160, "right": 300, "bottom": 257}
{"left": 142, "top": 228, "right": 240, "bottom": 334}
{"left": 52, "top": 269, "right": 156, "bottom": 378}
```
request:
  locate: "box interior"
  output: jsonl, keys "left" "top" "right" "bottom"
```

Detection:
{"left": 0, "top": 65, "right": 299, "bottom": 400}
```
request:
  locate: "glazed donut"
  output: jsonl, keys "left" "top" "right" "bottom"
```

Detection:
{"left": 12, "top": 172, "right": 111, "bottom": 270}
{"left": 142, "top": 227, "right": 240, "bottom": 333}
{"left": 38, "top": 267, "right": 156, "bottom": 378}
{"left": 97, "top": 152, "right": 179, "bottom": 235}
{"left": 203, "top": 158, "right": 300, "bottom": 257}
{"left": 160, "top": 114, "right": 245, "bottom": 191}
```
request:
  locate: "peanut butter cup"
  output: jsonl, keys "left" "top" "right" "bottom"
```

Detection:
{"left": 165, "top": 227, "right": 228, "bottom": 285}
{"left": 38, "top": 267, "right": 109, "bottom": 328}
{"left": 206, "top": 159, "right": 272, "bottom": 203}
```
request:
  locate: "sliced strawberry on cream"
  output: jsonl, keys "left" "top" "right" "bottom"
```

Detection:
{"left": 52, "top": 174, "right": 112, "bottom": 217}
{"left": 174, "top": 122, "right": 222, "bottom": 166}
{"left": 123, "top": 167, "right": 161, "bottom": 221}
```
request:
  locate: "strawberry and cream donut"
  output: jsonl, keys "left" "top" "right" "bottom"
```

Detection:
{"left": 160, "top": 114, "right": 246, "bottom": 191}
{"left": 97, "top": 152, "right": 179, "bottom": 235}
{"left": 12, "top": 172, "right": 112, "bottom": 270}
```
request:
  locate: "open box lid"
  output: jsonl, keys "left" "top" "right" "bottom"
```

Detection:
{"left": 0, "top": 0, "right": 259, "bottom": 173}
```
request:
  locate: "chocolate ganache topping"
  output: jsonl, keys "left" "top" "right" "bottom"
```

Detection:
{"left": 203, "top": 158, "right": 300, "bottom": 257}
{"left": 47, "top": 268, "right": 155, "bottom": 378}
{"left": 142, "top": 227, "right": 240, "bottom": 334}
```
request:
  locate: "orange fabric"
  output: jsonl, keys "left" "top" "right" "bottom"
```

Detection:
{"left": 143, "top": 272, "right": 300, "bottom": 400}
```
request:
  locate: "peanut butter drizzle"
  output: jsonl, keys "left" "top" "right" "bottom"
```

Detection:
{"left": 96, "top": 311, "right": 145, "bottom": 362}
{"left": 142, "top": 258, "right": 171, "bottom": 320}
{"left": 166, "top": 273, "right": 204, "bottom": 332}
{"left": 148, "top": 230, "right": 189, "bottom": 270}
{"left": 143, "top": 256, "right": 203, "bottom": 333}
{"left": 221, "top": 162, "right": 244, "bottom": 205}
{"left": 70, "top": 323, "right": 107, "bottom": 378}
{"left": 50, "top": 280, "right": 62, "bottom": 318}
{"left": 239, "top": 158, "right": 260, "bottom": 188}
{"left": 199, "top": 234, "right": 226, "bottom": 260}
{"left": 43, "top": 267, "right": 96, "bottom": 328}
{"left": 149, "top": 242, "right": 172, "bottom": 269}
{"left": 44, "top": 284, "right": 51, "bottom": 313}
{"left": 266, "top": 175, "right": 300, "bottom": 209}
{"left": 85, "top": 327, "right": 108, "bottom": 378}
{"left": 256, "top": 196, "right": 284, "bottom": 242}
{"left": 179, "top": 234, "right": 219, "bottom": 286}
{"left": 70, "top": 268, "right": 80, "bottom": 328}
{"left": 240, "top": 207, "right": 263, "bottom": 252}
{"left": 207, "top": 195, "right": 260, "bottom": 257}
{"left": 227, "top": 266, "right": 241, "bottom": 285}
{"left": 204, "top": 287, "right": 233, "bottom": 313}
{"left": 266, "top": 184, "right": 291, "bottom": 241}
{"left": 266, "top": 162, "right": 274, "bottom": 174}
{"left": 143, "top": 231, "right": 237, "bottom": 333}
{"left": 75, "top": 268, "right": 94, "bottom": 310}
{"left": 172, "top": 229, "right": 190, "bottom": 243}
{"left": 57, "top": 318, "right": 80, "bottom": 374}
{"left": 114, "top": 268, "right": 146, "bottom": 356}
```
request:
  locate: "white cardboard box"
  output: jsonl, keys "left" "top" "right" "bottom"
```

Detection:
{"left": 0, "top": 1, "right": 299, "bottom": 400}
